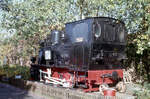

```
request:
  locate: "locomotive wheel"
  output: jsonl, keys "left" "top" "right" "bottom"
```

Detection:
{"left": 115, "top": 81, "right": 126, "bottom": 93}
{"left": 63, "top": 73, "right": 75, "bottom": 88}
{"left": 99, "top": 83, "right": 109, "bottom": 95}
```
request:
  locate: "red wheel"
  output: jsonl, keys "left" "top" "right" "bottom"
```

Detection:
{"left": 63, "top": 73, "right": 75, "bottom": 88}
{"left": 52, "top": 72, "right": 60, "bottom": 78}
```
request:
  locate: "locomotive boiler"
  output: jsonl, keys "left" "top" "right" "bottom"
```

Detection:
{"left": 30, "top": 17, "right": 127, "bottom": 92}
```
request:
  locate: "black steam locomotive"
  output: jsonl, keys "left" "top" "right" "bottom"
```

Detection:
{"left": 30, "top": 17, "right": 127, "bottom": 92}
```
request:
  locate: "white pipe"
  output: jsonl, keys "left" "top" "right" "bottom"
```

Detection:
{"left": 39, "top": 69, "right": 69, "bottom": 87}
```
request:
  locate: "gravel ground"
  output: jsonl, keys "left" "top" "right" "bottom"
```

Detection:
{"left": 89, "top": 83, "right": 137, "bottom": 98}
{"left": 0, "top": 83, "right": 51, "bottom": 99}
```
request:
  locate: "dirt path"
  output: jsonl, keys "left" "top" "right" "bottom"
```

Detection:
{"left": 0, "top": 83, "right": 49, "bottom": 99}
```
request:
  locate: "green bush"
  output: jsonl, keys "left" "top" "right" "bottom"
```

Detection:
{"left": 0, "top": 65, "right": 30, "bottom": 80}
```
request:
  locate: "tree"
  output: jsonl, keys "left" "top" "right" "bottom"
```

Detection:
{"left": 0, "top": 0, "right": 10, "bottom": 11}
{"left": 1, "top": 0, "right": 76, "bottom": 65}
{"left": 1, "top": 0, "right": 150, "bottom": 81}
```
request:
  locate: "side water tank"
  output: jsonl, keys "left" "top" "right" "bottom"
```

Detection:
{"left": 51, "top": 30, "right": 61, "bottom": 45}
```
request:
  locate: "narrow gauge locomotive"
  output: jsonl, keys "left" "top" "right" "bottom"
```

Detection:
{"left": 30, "top": 17, "right": 127, "bottom": 92}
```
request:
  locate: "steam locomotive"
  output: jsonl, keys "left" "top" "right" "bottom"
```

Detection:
{"left": 30, "top": 17, "right": 127, "bottom": 92}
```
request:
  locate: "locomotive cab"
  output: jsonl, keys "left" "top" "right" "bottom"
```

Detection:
{"left": 65, "top": 17, "right": 127, "bottom": 71}
{"left": 91, "top": 18, "right": 127, "bottom": 70}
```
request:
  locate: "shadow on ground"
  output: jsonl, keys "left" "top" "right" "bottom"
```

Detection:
{"left": 0, "top": 79, "right": 44, "bottom": 99}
